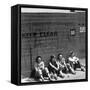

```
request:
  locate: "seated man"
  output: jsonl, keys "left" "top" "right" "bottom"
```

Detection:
{"left": 57, "top": 53, "right": 75, "bottom": 74}
{"left": 48, "top": 55, "right": 65, "bottom": 79}
{"left": 68, "top": 51, "right": 85, "bottom": 71}
{"left": 34, "top": 56, "right": 51, "bottom": 81}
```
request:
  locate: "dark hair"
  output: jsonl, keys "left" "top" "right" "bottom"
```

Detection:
{"left": 50, "top": 55, "right": 56, "bottom": 62}
{"left": 69, "top": 51, "right": 74, "bottom": 57}
{"left": 36, "top": 56, "right": 42, "bottom": 63}
{"left": 57, "top": 53, "right": 62, "bottom": 60}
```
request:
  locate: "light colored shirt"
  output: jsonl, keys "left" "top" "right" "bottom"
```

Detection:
{"left": 68, "top": 56, "right": 79, "bottom": 62}
{"left": 34, "top": 61, "right": 45, "bottom": 71}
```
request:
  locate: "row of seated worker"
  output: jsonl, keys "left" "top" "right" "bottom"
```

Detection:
{"left": 30, "top": 51, "right": 85, "bottom": 81}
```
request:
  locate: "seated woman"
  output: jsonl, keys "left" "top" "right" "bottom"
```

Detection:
{"left": 48, "top": 55, "right": 65, "bottom": 79}
{"left": 57, "top": 53, "right": 75, "bottom": 74}
{"left": 34, "top": 56, "right": 51, "bottom": 81}
{"left": 68, "top": 51, "right": 85, "bottom": 71}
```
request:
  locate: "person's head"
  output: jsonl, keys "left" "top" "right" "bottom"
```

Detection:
{"left": 57, "top": 53, "right": 63, "bottom": 60}
{"left": 69, "top": 51, "right": 75, "bottom": 57}
{"left": 50, "top": 55, "right": 56, "bottom": 62}
{"left": 36, "top": 56, "right": 42, "bottom": 63}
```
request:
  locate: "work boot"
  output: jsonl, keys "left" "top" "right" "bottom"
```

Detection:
{"left": 81, "top": 67, "right": 85, "bottom": 72}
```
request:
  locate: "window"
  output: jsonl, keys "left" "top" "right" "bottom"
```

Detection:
{"left": 70, "top": 29, "right": 76, "bottom": 36}
{"left": 80, "top": 27, "right": 86, "bottom": 33}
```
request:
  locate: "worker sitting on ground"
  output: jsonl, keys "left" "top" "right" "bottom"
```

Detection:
{"left": 48, "top": 55, "right": 65, "bottom": 80}
{"left": 34, "top": 56, "right": 52, "bottom": 81}
{"left": 57, "top": 53, "right": 76, "bottom": 74}
{"left": 68, "top": 51, "right": 85, "bottom": 72}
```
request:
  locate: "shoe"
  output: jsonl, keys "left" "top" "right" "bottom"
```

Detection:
{"left": 59, "top": 74, "right": 65, "bottom": 78}
{"left": 54, "top": 75, "right": 58, "bottom": 80}
{"left": 39, "top": 79, "right": 44, "bottom": 82}
{"left": 70, "top": 68, "right": 76, "bottom": 74}
{"left": 48, "top": 77, "right": 54, "bottom": 81}
{"left": 81, "top": 67, "right": 85, "bottom": 72}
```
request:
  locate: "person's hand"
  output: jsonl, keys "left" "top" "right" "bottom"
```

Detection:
{"left": 55, "top": 68, "right": 58, "bottom": 71}
{"left": 73, "top": 61, "right": 75, "bottom": 64}
{"left": 75, "top": 60, "right": 78, "bottom": 63}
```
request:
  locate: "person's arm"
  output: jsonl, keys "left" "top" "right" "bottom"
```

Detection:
{"left": 63, "top": 61, "right": 67, "bottom": 66}
{"left": 49, "top": 62, "right": 58, "bottom": 70}
{"left": 62, "top": 58, "right": 66, "bottom": 66}
{"left": 68, "top": 57, "right": 76, "bottom": 64}
{"left": 74, "top": 56, "right": 79, "bottom": 61}
{"left": 34, "top": 63, "right": 39, "bottom": 71}
{"left": 58, "top": 61, "right": 64, "bottom": 68}
{"left": 40, "top": 61, "right": 45, "bottom": 69}
{"left": 68, "top": 57, "right": 74, "bottom": 62}
{"left": 56, "top": 61, "right": 60, "bottom": 69}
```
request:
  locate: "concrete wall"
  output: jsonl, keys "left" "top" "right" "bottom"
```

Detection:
{"left": 21, "top": 12, "right": 86, "bottom": 77}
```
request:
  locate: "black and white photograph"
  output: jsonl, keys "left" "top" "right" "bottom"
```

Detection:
{"left": 0, "top": 0, "right": 90, "bottom": 89}
{"left": 20, "top": 6, "right": 88, "bottom": 84}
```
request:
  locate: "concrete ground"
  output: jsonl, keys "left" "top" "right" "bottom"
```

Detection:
{"left": 21, "top": 58, "right": 86, "bottom": 83}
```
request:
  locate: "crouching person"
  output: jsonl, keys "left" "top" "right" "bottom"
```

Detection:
{"left": 57, "top": 53, "right": 75, "bottom": 74}
{"left": 48, "top": 55, "right": 65, "bottom": 80}
{"left": 68, "top": 51, "right": 85, "bottom": 71}
{"left": 34, "top": 56, "right": 51, "bottom": 81}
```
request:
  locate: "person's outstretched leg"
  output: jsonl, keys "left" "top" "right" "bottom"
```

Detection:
{"left": 67, "top": 63, "right": 76, "bottom": 74}
{"left": 35, "top": 69, "right": 45, "bottom": 81}
{"left": 58, "top": 69, "right": 65, "bottom": 78}
{"left": 44, "top": 67, "right": 52, "bottom": 80}
{"left": 76, "top": 61, "right": 85, "bottom": 72}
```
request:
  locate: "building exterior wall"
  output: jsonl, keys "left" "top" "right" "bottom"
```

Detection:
{"left": 21, "top": 12, "right": 86, "bottom": 77}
